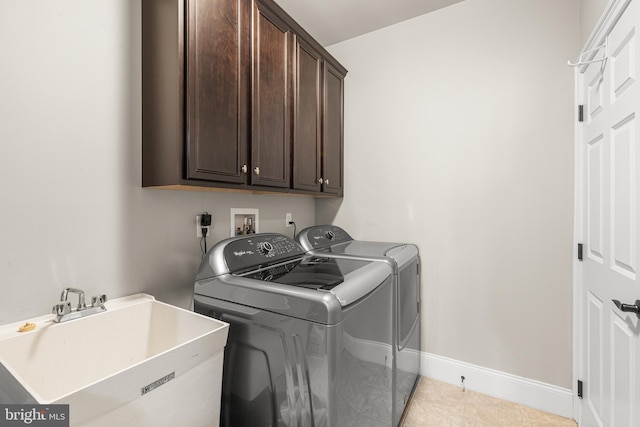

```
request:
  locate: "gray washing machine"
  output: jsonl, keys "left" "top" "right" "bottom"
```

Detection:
{"left": 296, "top": 225, "right": 421, "bottom": 426}
{"left": 194, "top": 233, "right": 396, "bottom": 427}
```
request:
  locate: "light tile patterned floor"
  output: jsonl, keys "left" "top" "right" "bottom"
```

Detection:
{"left": 402, "top": 377, "right": 577, "bottom": 427}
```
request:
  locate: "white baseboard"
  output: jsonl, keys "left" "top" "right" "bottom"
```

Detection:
{"left": 420, "top": 352, "right": 574, "bottom": 419}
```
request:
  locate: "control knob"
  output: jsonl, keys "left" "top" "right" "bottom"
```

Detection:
{"left": 326, "top": 231, "right": 336, "bottom": 240}
{"left": 258, "top": 241, "right": 274, "bottom": 255}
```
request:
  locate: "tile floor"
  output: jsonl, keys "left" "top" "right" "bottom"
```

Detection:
{"left": 401, "top": 377, "right": 578, "bottom": 427}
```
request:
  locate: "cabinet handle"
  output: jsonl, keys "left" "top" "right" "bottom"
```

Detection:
{"left": 241, "top": 164, "right": 248, "bottom": 174}
{"left": 318, "top": 178, "right": 324, "bottom": 184}
{"left": 325, "top": 179, "right": 330, "bottom": 186}
{"left": 254, "top": 166, "right": 260, "bottom": 175}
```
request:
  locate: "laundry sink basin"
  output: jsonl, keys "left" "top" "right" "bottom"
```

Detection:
{"left": 0, "top": 293, "right": 228, "bottom": 426}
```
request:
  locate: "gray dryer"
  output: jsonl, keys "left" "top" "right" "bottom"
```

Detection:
{"left": 296, "top": 225, "right": 421, "bottom": 426}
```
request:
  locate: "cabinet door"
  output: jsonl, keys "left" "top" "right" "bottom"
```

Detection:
{"left": 251, "top": 1, "right": 292, "bottom": 188}
{"left": 185, "top": 0, "right": 249, "bottom": 184}
{"left": 293, "top": 38, "right": 322, "bottom": 192}
{"left": 322, "top": 63, "right": 344, "bottom": 195}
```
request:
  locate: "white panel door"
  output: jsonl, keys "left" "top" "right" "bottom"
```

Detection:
{"left": 578, "top": 1, "right": 640, "bottom": 426}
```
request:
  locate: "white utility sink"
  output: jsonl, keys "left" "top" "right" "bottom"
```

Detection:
{"left": 0, "top": 293, "right": 229, "bottom": 427}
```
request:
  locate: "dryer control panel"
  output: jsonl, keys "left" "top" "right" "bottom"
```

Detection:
{"left": 296, "top": 225, "right": 353, "bottom": 250}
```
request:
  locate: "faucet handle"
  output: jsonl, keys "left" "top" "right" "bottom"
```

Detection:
{"left": 52, "top": 301, "right": 72, "bottom": 316}
{"left": 91, "top": 294, "right": 107, "bottom": 307}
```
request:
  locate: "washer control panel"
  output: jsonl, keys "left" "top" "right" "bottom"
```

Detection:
{"left": 223, "top": 234, "right": 305, "bottom": 272}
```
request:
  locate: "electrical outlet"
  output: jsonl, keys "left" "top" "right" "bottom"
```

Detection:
{"left": 285, "top": 213, "right": 292, "bottom": 227}
{"left": 196, "top": 215, "right": 212, "bottom": 237}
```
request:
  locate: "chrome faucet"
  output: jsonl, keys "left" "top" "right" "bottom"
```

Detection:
{"left": 60, "top": 287, "right": 86, "bottom": 310}
{"left": 52, "top": 287, "right": 107, "bottom": 323}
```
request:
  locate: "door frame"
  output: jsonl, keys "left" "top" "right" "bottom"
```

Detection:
{"left": 573, "top": 0, "right": 633, "bottom": 423}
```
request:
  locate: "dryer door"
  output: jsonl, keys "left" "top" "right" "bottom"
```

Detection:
{"left": 397, "top": 258, "right": 420, "bottom": 350}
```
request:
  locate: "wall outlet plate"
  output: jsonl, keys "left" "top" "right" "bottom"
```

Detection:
{"left": 196, "top": 215, "right": 212, "bottom": 238}
{"left": 285, "top": 213, "right": 292, "bottom": 227}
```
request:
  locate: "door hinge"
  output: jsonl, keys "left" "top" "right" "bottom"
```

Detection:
{"left": 578, "top": 105, "right": 584, "bottom": 122}
{"left": 577, "top": 380, "right": 583, "bottom": 399}
{"left": 578, "top": 243, "right": 583, "bottom": 261}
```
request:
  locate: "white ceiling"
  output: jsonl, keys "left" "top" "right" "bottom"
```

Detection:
{"left": 273, "top": 0, "right": 465, "bottom": 46}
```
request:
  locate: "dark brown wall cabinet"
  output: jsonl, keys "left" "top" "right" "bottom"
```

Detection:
{"left": 252, "top": 2, "right": 291, "bottom": 188}
{"left": 321, "top": 63, "right": 345, "bottom": 195}
{"left": 142, "top": 0, "right": 347, "bottom": 197}
{"left": 185, "top": 0, "right": 249, "bottom": 184}
{"left": 292, "top": 40, "right": 345, "bottom": 196}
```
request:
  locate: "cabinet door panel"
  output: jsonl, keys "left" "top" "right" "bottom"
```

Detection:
{"left": 293, "top": 40, "right": 322, "bottom": 192}
{"left": 323, "top": 63, "right": 344, "bottom": 195}
{"left": 186, "top": 0, "right": 248, "bottom": 183}
{"left": 252, "top": 2, "right": 291, "bottom": 188}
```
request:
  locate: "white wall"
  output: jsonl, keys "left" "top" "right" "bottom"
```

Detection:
{"left": 320, "top": 0, "right": 580, "bottom": 388}
{"left": 0, "top": 0, "right": 315, "bottom": 324}
{"left": 580, "top": 0, "right": 610, "bottom": 46}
